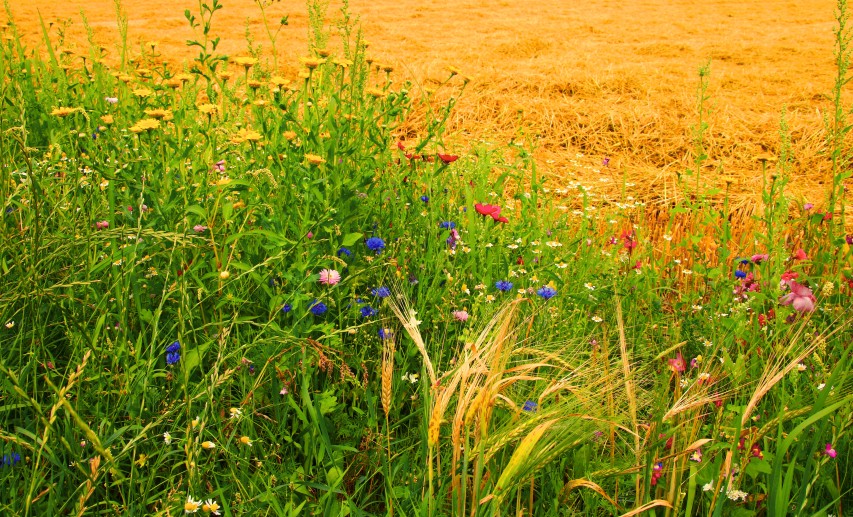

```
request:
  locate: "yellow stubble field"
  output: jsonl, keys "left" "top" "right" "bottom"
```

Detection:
{"left": 4, "top": 0, "right": 848, "bottom": 231}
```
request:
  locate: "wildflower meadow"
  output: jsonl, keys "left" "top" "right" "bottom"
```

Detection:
{"left": 0, "top": 0, "right": 851, "bottom": 515}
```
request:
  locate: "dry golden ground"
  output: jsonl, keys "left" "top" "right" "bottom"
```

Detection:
{"left": 4, "top": 0, "right": 852, "bottom": 231}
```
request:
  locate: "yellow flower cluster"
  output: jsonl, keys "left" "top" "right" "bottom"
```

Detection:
{"left": 230, "top": 127, "right": 263, "bottom": 144}
{"left": 129, "top": 118, "right": 160, "bottom": 133}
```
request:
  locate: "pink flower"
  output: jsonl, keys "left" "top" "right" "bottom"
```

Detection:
{"left": 751, "top": 254, "right": 768, "bottom": 264}
{"left": 792, "top": 248, "right": 808, "bottom": 261}
{"left": 824, "top": 443, "right": 837, "bottom": 459}
{"left": 452, "top": 310, "right": 469, "bottom": 322}
{"left": 668, "top": 352, "right": 686, "bottom": 374}
{"left": 193, "top": 225, "right": 208, "bottom": 233}
{"left": 474, "top": 203, "right": 509, "bottom": 223}
{"left": 306, "top": 232, "right": 313, "bottom": 239}
{"left": 318, "top": 269, "right": 341, "bottom": 286}
{"left": 214, "top": 160, "right": 226, "bottom": 172}
{"left": 780, "top": 280, "right": 816, "bottom": 312}
{"left": 95, "top": 220, "right": 109, "bottom": 230}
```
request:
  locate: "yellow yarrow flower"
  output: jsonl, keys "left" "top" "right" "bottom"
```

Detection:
{"left": 230, "top": 128, "right": 263, "bottom": 144}
{"left": 197, "top": 103, "right": 217, "bottom": 116}
{"left": 299, "top": 56, "right": 326, "bottom": 69}
{"left": 132, "top": 87, "right": 153, "bottom": 98}
{"left": 232, "top": 56, "right": 258, "bottom": 69}
{"left": 304, "top": 154, "right": 325, "bottom": 165}
{"left": 51, "top": 107, "right": 81, "bottom": 117}
{"left": 129, "top": 118, "right": 160, "bottom": 133}
{"left": 143, "top": 108, "right": 173, "bottom": 120}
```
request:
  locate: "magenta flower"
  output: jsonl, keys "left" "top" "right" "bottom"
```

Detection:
{"left": 689, "top": 448, "right": 703, "bottom": 462}
{"left": 751, "top": 254, "right": 768, "bottom": 264}
{"left": 95, "top": 220, "right": 109, "bottom": 230}
{"left": 792, "top": 248, "right": 808, "bottom": 261}
{"left": 318, "top": 269, "right": 341, "bottom": 286}
{"left": 824, "top": 443, "right": 837, "bottom": 459}
{"left": 214, "top": 160, "right": 226, "bottom": 172}
{"left": 452, "top": 310, "right": 469, "bottom": 322}
{"left": 668, "top": 352, "right": 686, "bottom": 374}
{"left": 193, "top": 224, "right": 208, "bottom": 233}
{"left": 779, "top": 280, "right": 816, "bottom": 312}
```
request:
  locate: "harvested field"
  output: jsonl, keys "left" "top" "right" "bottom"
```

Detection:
{"left": 4, "top": 0, "right": 849, "bottom": 222}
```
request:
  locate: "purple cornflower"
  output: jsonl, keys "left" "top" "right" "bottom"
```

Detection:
{"left": 360, "top": 306, "right": 377, "bottom": 318}
{"left": 366, "top": 237, "right": 386, "bottom": 253}
{"left": 522, "top": 400, "right": 538, "bottom": 412}
{"left": 536, "top": 286, "right": 557, "bottom": 300}
{"left": 378, "top": 328, "right": 394, "bottom": 340}
{"left": 281, "top": 303, "right": 292, "bottom": 314}
{"left": 735, "top": 270, "right": 747, "bottom": 279}
{"left": 495, "top": 280, "right": 513, "bottom": 292}
{"left": 372, "top": 286, "right": 391, "bottom": 298}
{"left": 337, "top": 247, "right": 352, "bottom": 257}
{"left": 166, "top": 341, "right": 181, "bottom": 365}
{"left": 309, "top": 300, "right": 327, "bottom": 316}
{"left": 420, "top": 195, "right": 429, "bottom": 203}
{"left": 1, "top": 452, "right": 21, "bottom": 467}
{"left": 439, "top": 221, "right": 456, "bottom": 229}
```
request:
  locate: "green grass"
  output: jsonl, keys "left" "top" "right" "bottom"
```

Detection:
{"left": 0, "top": 1, "right": 851, "bottom": 516}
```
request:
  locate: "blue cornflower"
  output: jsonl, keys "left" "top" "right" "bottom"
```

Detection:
{"left": 366, "top": 237, "right": 386, "bottom": 253}
{"left": 281, "top": 303, "right": 292, "bottom": 313}
{"left": 734, "top": 270, "right": 747, "bottom": 279}
{"left": 439, "top": 221, "right": 456, "bottom": 230}
{"left": 420, "top": 195, "right": 429, "bottom": 203}
{"left": 372, "top": 286, "right": 391, "bottom": 298}
{"left": 495, "top": 280, "right": 514, "bottom": 292}
{"left": 1, "top": 452, "right": 21, "bottom": 467}
{"left": 337, "top": 247, "right": 352, "bottom": 257}
{"left": 166, "top": 341, "right": 181, "bottom": 365}
{"left": 360, "top": 306, "right": 378, "bottom": 318}
{"left": 522, "top": 400, "right": 538, "bottom": 412}
{"left": 536, "top": 286, "right": 557, "bottom": 300}
{"left": 739, "top": 257, "right": 751, "bottom": 265}
{"left": 378, "top": 328, "right": 394, "bottom": 340}
{"left": 309, "top": 300, "right": 327, "bottom": 316}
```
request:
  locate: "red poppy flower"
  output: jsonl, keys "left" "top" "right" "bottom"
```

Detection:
{"left": 396, "top": 141, "right": 407, "bottom": 151}
{"left": 438, "top": 153, "right": 459, "bottom": 164}
{"left": 475, "top": 203, "right": 501, "bottom": 219}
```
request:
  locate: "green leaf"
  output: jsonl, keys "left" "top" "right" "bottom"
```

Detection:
{"left": 341, "top": 232, "right": 363, "bottom": 247}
